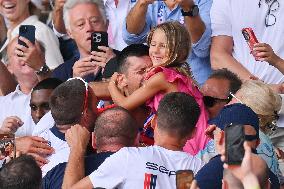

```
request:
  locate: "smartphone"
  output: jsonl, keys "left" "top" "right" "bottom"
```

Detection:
{"left": 0, "top": 134, "right": 16, "bottom": 158}
{"left": 91, "top": 32, "right": 108, "bottom": 52}
{"left": 224, "top": 124, "right": 245, "bottom": 165}
{"left": 18, "top": 25, "right": 36, "bottom": 48}
{"left": 242, "top": 28, "right": 259, "bottom": 60}
{"left": 176, "top": 170, "right": 194, "bottom": 189}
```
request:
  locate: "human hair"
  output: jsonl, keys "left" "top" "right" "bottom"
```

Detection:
{"left": 117, "top": 44, "right": 149, "bottom": 74}
{"left": 63, "top": 0, "right": 107, "bottom": 30}
{"left": 0, "top": 155, "right": 42, "bottom": 189}
{"left": 50, "top": 79, "right": 86, "bottom": 125}
{"left": 147, "top": 21, "right": 192, "bottom": 77}
{"left": 209, "top": 68, "right": 242, "bottom": 94}
{"left": 237, "top": 80, "right": 281, "bottom": 131}
{"left": 94, "top": 106, "right": 138, "bottom": 148}
{"left": 157, "top": 92, "right": 200, "bottom": 139}
{"left": 32, "top": 78, "right": 63, "bottom": 92}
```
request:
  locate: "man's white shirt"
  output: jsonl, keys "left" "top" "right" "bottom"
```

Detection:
{"left": 89, "top": 145, "right": 204, "bottom": 188}
{"left": 0, "top": 85, "right": 35, "bottom": 137}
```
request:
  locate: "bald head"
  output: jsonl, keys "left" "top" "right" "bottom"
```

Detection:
{"left": 94, "top": 107, "right": 139, "bottom": 150}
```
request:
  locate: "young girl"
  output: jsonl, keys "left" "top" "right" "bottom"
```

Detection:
{"left": 108, "top": 21, "right": 209, "bottom": 155}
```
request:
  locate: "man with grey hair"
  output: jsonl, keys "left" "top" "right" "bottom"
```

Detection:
{"left": 52, "top": 0, "right": 119, "bottom": 82}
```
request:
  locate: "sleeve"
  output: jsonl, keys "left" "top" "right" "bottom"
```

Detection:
{"left": 210, "top": 0, "right": 232, "bottom": 37}
{"left": 88, "top": 148, "right": 128, "bottom": 188}
{"left": 36, "top": 24, "right": 64, "bottom": 70}
{"left": 191, "top": 0, "right": 213, "bottom": 58}
{"left": 51, "top": 21, "right": 70, "bottom": 40}
{"left": 42, "top": 163, "right": 67, "bottom": 189}
{"left": 122, "top": 11, "right": 152, "bottom": 45}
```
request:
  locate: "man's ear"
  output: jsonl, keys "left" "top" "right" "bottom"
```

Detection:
{"left": 7, "top": 63, "right": 13, "bottom": 74}
{"left": 151, "top": 114, "right": 158, "bottom": 129}
{"left": 66, "top": 29, "right": 74, "bottom": 39}
{"left": 92, "top": 132, "right": 97, "bottom": 150}
{"left": 256, "top": 138, "right": 260, "bottom": 147}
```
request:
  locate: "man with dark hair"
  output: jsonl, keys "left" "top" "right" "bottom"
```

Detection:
{"left": 40, "top": 78, "right": 98, "bottom": 176}
{"left": 201, "top": 68, "right": 242, "bottom": 119}
{"left": 0, "top": 155, "right": 42, "bottom": 189}
{"left": 62, "top": 92, "right": 204, "bottom": 189}
{"left": 30, "top": 78, "right": 63, "bottom": 124}
{"left": 42, "top": 106, "right": 139, "bottom": 189}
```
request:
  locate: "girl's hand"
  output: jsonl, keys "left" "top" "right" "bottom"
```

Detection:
{"left": 253, "top": 43, "right": 281, "bottom": 66}
{"left": 109, "top": 72, "right": 119, "bottom": 86}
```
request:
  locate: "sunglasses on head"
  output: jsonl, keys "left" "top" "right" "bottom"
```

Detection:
{"left": 203, "top": 95, "right": 232, "bottom": 108}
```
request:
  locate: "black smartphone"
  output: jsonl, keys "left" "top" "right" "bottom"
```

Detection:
{"left": 176, "top": 170, "right": 194, "bottom": 189}
{"left": 0, "top": 134, "right": 16, "bottom": 158}
{"left": 224, "top": 124, "right": 245, "bottom": 165}
{"left": 91, "top": 32, "right": 108, "bottom": 52}
{"left": 18, "top": 25, "right": 36, "bottom": 48}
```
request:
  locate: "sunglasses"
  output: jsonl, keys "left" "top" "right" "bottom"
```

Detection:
{"left": 203, "top": 95, "right": 232, "bottom": 108}
{"left": 67, "top": 77, "right": 89, "bottom": 115}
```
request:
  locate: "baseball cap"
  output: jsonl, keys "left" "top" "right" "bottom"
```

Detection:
{"left": 209, "top": 103, "right": 259, "bottom": 138}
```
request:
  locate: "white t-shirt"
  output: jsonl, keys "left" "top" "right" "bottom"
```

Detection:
{"left": 89, "top": 145, "right": 204, "bottom": 189}
{"left": 210, "top": 0, "right": 284, "bottom": 84}
{"left": 0, "top": 86, "right": 35, "bottom": 137}
{"left": 40, "top": 126, "right": 69, "bottom": 177}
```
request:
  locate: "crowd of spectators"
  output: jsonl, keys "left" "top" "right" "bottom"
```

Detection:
{"left": 0, "top": 0, "right": 284, "bottom": 188}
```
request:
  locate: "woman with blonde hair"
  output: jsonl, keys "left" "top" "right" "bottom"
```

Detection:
{"left": 236, "top": 80, "right": 281, "bottom": 134}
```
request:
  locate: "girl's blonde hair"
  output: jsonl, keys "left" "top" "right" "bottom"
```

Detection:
{"left": 147, "top": 21, "right": 193, "bottom": 78}
{"left": 237, "top": 80, "right": 281, "bottom": 132}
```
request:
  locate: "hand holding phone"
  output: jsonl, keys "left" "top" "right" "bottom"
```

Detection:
{"left": 176, "top": 170, "right": 194, "bottom": 189}
{"left": 242, "top": 28, "right": 260, "bottom": 60}
{"left": 225, "top": 124, "right": 245, "bottom": 165}
{"left": 18, "top": 25, "right": 36, "bottom": 48}
{"left": 91, "top": 32, "right": 108, "bottom": 52}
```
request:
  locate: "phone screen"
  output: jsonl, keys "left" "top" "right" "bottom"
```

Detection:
{"left": 0, "top": 134, "right": 16, "bottom": 158}
{"left": 18, "top": 25, "right": 36, "bottom": 48}
{"left": 91, "top": 32, "right": 108, "bottom": 52}
{"left": 225, "top": 124, "right": 245, "bottom": 165}
{"left": 176, "top": 170, "right": 194, "bottom": 189}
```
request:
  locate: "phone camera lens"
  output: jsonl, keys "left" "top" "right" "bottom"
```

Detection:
{"left": 242, "top": 31, "right": 250, "bottom": 41}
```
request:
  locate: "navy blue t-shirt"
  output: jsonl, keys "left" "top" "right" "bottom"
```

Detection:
{"left": 42, "top": 152, "right": 114, "bottom": 189}
{"left": 195, "top": 155, "right": 280, "bottom": 189}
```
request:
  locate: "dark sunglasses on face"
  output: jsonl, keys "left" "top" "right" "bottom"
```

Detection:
{"left": 203, "top": 95, "right": 232, "bottom": 108}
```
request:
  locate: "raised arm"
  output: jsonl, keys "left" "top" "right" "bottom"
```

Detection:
{"left": 52, "top": 0, "right": 67, "bottom": 34}
{"left": 125, "top": 0, "right": 154, "bottom": 34}
{"left": 108, "top": 72, "right": 175, "bottom": 111}
{"left": 211, "top": 36, "right": 252, "bottom": 80}
{"left": 179, "top": 0, "right": 206, "bottom": 43}
{"left": 62, "top": 125, "right": 93, "bottom": 189}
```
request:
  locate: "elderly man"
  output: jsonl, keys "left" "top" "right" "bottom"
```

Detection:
{"left": 52, "top": 0, "right": 119, "bottom": 82}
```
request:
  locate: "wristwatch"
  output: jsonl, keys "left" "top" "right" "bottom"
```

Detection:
{"left": 181, "top": 5, "right": 199, "bottom": 17}
{"left": 35, "top": 64, "right": 50, "bottom": 75}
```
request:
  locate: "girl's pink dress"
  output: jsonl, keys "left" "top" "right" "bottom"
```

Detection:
{"left": 145, "top": 67, "right": 209, "bottom": 155}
